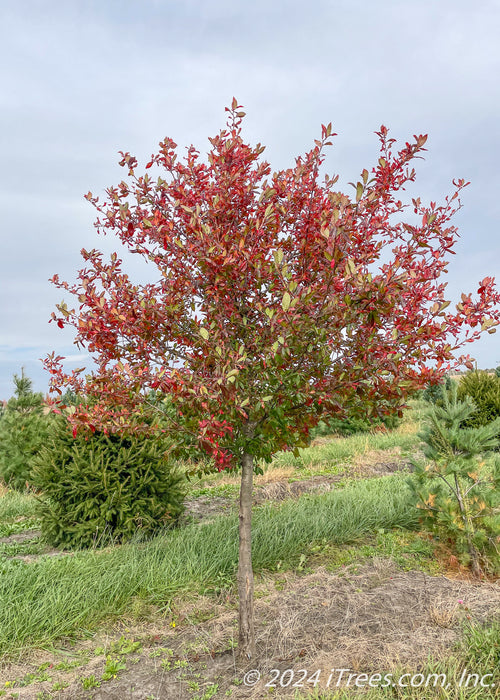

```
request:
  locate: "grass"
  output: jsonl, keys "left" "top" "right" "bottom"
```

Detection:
{"left": 1, "top": 399, "right": 497, "bottom": 699}
{"left": 0, "top": 400, "right": 498, "bottom": 699}
{"left": 295, "top": 620, "right": 500, "bottom": 699}
{"left": 0, "top": 486, "right": 39, "bottom": 523}
{"left": 185, "top": 402, "right": 425, "bottom": 494}
{"left": 273, "top": 429, "right": 419, "bottom": 472}
{"left": 0, "top": 473, "right": 417, "bottom": 659}
{"left": 305, "top": 528, "right": 441, "bottom": 575}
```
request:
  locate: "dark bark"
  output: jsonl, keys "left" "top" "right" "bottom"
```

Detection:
{"left": 237, "top": 449, "right": 256, "bottom": 661}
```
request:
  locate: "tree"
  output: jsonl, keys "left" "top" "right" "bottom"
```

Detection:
{"left": 411, "top": 385, "right": 500, "bottom": 577}
{"left": 45, "top": 100, "right": 500, "bottom": 660}
{"left": 0, "top": 369, "right": 52, "bottom": 489}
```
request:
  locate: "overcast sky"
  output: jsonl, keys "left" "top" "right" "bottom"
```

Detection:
{"left": 1, "top": 0, "right": 499, "bottom": 399}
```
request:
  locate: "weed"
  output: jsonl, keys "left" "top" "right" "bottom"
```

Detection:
{"left": 149, "top": 646, "right": 174, "bottom": 659}
{"left": 51, "top": 680, "right": 69, "bottom": 691}
{"left": 81, "top": 675, "right": 100, "bottom": 689}
{"left": 54, "top": 658, "right": 85, "bottom": 671}
{"left": 193, "top": 684, "right": 219, "bottom": 700}
{"left": 109, "top": 635, "right": 142, "bottom": 655}
{"left": 102, "top": 655, "right": 127, "bottom": 680}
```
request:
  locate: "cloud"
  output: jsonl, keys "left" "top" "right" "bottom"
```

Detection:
{"left": 1, "top": 0, "right": 499, "bottom": 398}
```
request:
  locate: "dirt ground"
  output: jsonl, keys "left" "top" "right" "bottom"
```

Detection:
{"left": 1, "top": 559, "right": 499, "bottom": 700}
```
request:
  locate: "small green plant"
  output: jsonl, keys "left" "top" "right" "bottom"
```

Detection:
{"left": 102, "top": 655, "right": 127, "bottom": 680}
{"left": 51, "top": 681, "right": 69, "bottom": 691}
{"left": 81, "top": 675, "right": 101, "bottom": 689}
{"left": 410, "top": 386, "right": 500, "bottom": 577}
{"left": 194, "top": 685, "right": 219, "bottom": 700}
{"left": 54, "top": 658, "right": 86, "bottom": 671}
{"left": 149, "top": 646, "right": 174, "bottom": 658}
{"left": 106, "top": 635, "right": 142, "bottom": 655}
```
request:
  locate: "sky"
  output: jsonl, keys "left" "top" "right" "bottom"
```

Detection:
{"left": 1, "top": 0, "right": 499, "bottom": 399}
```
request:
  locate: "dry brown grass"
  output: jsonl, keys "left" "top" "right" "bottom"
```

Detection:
{"left": 3, "top": 560, "right": 499, "bottom": 699}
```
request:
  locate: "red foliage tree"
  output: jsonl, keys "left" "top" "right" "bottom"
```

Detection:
{"left": 46, "top": 100, "right": 500, "bottom": 659}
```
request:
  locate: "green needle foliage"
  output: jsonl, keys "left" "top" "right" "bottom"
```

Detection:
{"left": 31, "top": 418, "right": 186, "bottom": 549}
{"left": 0, "top": 370, "right": 53, "bottom": 490}
{"left": 457, "top": 370, "right": 500, "bottom": 429}
{"left": 422, "top": 375, "right": 452, "bottom": 405}
{"left": 410, "top": 386, "right": 500, "bottom": 577}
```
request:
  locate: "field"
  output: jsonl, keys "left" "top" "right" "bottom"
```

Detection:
{"left": 0, "top": 402, "right": 498, "bottom": 699}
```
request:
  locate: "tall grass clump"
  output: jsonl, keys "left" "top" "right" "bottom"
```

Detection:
{"left": 0, "top": 487, "right": 39, "bottom": 522}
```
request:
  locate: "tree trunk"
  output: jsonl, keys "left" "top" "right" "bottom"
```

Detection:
{"left": 454, "top": 474, "right": 483, "bottom": 578}
{"left": 237, "top": 450, "right": 256, "bottom": 661}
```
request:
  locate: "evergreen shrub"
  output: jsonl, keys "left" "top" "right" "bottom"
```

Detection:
{"left": 457, "top": 370, "right": 500, "bottom": 428}
{"left": 311, "top": 411, "right": 401, "bottom": 438}
{"left": 31, "top": 418, "right": 186, "bottom": 549}
{"left": 422, "top": 375, "right": 453, "bottom": 404}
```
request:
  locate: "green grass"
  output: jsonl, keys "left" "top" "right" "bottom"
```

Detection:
{"left": 185, "top": 399, "right": 426, "bottom": 491}
{"left": 271, "top": 423, "right": 421, "bottom": 472}
{"left": 0, "top": 488, "right": 39, "bottom": 522}
{"left": 0, "top": 473, "right": 417, "bottom": 658}
{"left": 305, "top": 529, "right": 441, "bottom": 575}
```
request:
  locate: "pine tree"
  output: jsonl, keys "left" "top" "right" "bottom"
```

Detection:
{"left": 411, "top": 385, "right": 500, "bottom": 576}
{"left": 0, "top": 369, "right": 52, "bottom": 489}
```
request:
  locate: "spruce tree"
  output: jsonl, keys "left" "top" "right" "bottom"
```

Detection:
{"left": 0, "top": 369, "right": 52, "bottom": 489}
{"left": 31, "top": 418, "right": 186, "bottom": 548}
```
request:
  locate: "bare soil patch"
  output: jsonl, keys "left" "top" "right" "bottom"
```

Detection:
{"left": 2, "top": 559, "right": 498, "bottom": 699}
{"left": 0, "top": 528, "right": 41, "bottom": 545}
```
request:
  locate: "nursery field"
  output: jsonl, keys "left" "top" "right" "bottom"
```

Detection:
{"left": 0, "top": 402, "right": 499, "bottom": 699}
